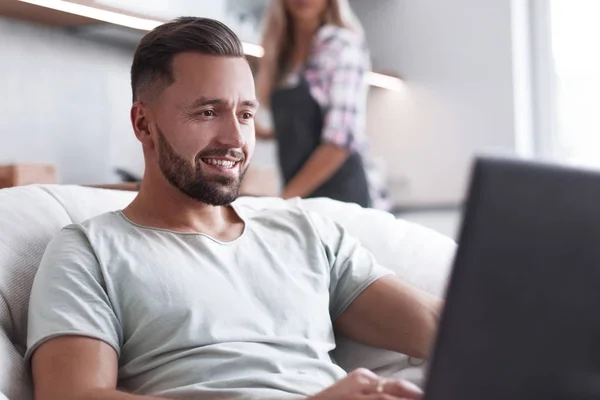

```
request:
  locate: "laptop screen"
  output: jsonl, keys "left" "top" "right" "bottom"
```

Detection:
{"left": 424, "top": 158, "right": 600, "bottom": 400}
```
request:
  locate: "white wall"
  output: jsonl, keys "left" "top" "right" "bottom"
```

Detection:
{"left": 0, "top": 17, "right": 143, "bottom": 184}
{"left": 351, "top": 0, "right": 520, "bottom": 206}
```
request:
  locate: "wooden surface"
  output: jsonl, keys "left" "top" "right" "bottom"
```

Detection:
{"left": 0, "top": 163, "right": 58, "bottom": 189}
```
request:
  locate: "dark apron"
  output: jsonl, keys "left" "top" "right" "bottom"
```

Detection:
{"left": 271, "top": 77, "right": 371, "bottom": 207}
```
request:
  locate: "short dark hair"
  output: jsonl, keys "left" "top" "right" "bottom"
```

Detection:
{"left": 131, "top": 17, "right": 245, "bottom": 102}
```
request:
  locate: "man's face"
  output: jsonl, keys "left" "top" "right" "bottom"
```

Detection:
{"left": 147, "top": 53, "right": 257, "bottom": 205}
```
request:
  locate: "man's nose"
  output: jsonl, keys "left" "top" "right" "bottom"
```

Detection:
{"left": 216, "top": 115, "right": 245, "bottom": 148}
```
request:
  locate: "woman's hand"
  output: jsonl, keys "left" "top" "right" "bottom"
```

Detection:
{"left": 255, "top": 124, "right": 274, "bottom": 140}
{"left": 281, "top": 143, "right": 350, "bottom": 199}
{"left": 308, "top": 369, "right": 423, "bottom": 400}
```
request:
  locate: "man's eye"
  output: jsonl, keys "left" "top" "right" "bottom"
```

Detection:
{"left": 242, "top": 112, "right": 253, "bottom": 119}
{"left": 202, "top": 110, "right": 215, "bottom": 117}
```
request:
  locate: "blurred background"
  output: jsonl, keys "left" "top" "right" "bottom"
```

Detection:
{"left": 1, "top": 0, "right": 598, "bottom": 239}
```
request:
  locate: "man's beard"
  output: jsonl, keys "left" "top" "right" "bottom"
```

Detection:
{"left": 156, "top": 125, "right": 247, "bottom": 206}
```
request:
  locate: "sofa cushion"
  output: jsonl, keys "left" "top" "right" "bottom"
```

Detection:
{"left": 0, "top": 186, "right": 72, "bottom": 399}
{"left": 0, "top": 185, "right": 136, "bottom": 399}
{"left": 0, "top": 185, "right": 455, "bottom": 398}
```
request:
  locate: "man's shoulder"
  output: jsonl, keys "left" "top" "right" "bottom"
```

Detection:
{"left": 236, "top": 202, "right": 340, "bottom": 239}
{"left": 49, "top": 211, "right": 126, "bottom": 248}
{"left": 236, "top": 201, "right": 312, "bottom": 223}
{"left": 41, "top": 211, "right": 138, "bottom": 278}
{"left": 78, "top": 210, "right": 124, "bottom": 227}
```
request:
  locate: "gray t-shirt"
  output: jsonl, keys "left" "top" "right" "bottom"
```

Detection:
{"left": 26, "top": 204, "right": 392, "bottom": 399}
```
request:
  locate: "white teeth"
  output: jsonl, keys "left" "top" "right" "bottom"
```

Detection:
{"left": 203, "top": 158, "right": 236, "bottom": 168}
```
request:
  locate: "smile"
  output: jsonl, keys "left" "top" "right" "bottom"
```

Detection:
{"left": 201, "top": 157, "right": 240, "bottom": 170}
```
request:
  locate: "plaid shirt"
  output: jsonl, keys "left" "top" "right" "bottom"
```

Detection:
{"left": 282, "top": 25, "right": 390, "bottom": 210}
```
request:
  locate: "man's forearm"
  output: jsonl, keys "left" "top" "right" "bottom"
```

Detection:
{"left": 335, "top": 275, "right": 443, "bottom": 359}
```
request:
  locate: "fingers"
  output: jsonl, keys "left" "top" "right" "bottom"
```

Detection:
{"left": 347, "top": 368, "right": 380, "bottom": 393}
{"left": 380, "top": 379, "right": 423, "bottom": 398}
{"left": 349, "top": 368, "right": 379, "bottom": 380}
{"left": 346, "top": 368, "right": 423, "bottom": 400}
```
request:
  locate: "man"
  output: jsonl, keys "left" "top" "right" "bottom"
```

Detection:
{"left": 26, "top": 17, "right": 441, "bottom": 400}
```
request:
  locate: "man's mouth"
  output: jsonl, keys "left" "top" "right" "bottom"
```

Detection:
{"left": 200, "top": 157, "right": 240, "bottom": 171}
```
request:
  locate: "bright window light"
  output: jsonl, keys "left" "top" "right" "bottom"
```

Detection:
{"left": 550, "top": 0, "right": 600, "bottom": 169}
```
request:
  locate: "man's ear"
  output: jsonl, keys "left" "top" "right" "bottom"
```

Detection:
{"left": 131, "top": 102, "right": 155, "bottom": 149}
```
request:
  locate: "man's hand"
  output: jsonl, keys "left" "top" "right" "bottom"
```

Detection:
{"left": 281, "top": 143, "right": 350, "bottom": 199}
{"left": 308, "top": 369, "right": 423, "bottom": 400}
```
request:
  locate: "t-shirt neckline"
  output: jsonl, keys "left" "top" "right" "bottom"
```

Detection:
{"left": 116, "top": 203, "right": 247, "bottom": 245}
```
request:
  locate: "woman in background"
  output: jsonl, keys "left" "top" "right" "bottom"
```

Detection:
{"left": 256, "top": 0, "right": 390, "bottom": 210}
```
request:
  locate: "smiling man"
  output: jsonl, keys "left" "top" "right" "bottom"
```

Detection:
{"left": 26, "top": 17, "right": 440, "bottom": 400}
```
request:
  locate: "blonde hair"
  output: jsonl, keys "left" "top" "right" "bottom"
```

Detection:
{"left": 256, "top": 0, "right": 363, "bottom": 107}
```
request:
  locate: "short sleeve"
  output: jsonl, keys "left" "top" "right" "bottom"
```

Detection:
{"left": 25, "top": 226, "right": 122, "bottom": 363}
{"left": 320, "top": 37, "right": 370, "bottom": 151}
{"left": 307, "top": 212, "right": 394, "bottom": 320}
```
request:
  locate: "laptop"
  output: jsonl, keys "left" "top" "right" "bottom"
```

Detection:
{"left": 423, "top": 157, "right": 600, "bottom": 400}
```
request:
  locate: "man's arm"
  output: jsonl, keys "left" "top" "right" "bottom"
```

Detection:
{"left": 32, "top": 337, "right": 422, "bottom": 400}
{"left": 31, "top": 336, "right": 162, "bottom": 400}
{"left": 334, "top": 275, "right": 443, "bottom": 360}
{"left": 27, "top": 227, "right": 145, "bottom": 399}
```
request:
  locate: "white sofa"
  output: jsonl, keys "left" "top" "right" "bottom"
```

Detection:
{"left": 0, "top": 184, "right": 456, "bottom": 399}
